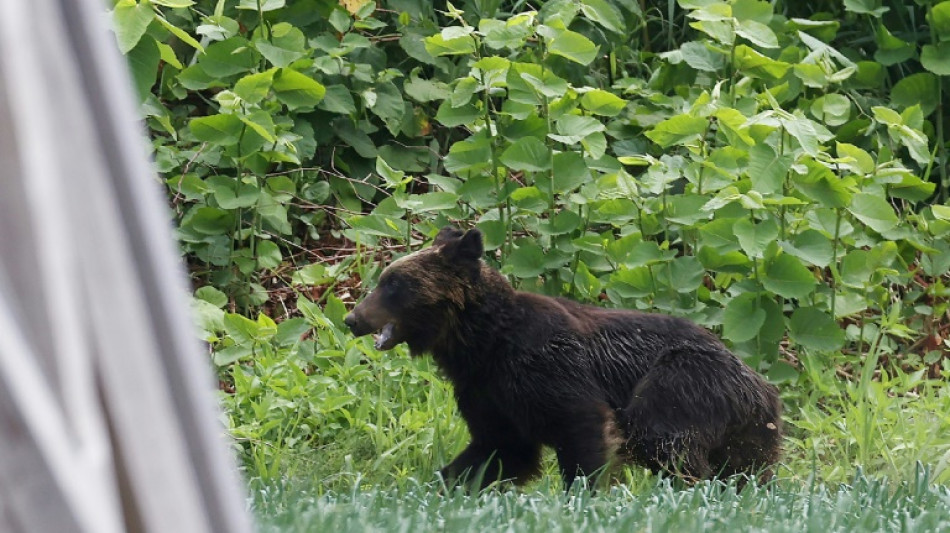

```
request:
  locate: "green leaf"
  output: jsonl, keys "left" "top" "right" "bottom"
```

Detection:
{"left": 256, "top": 240, "right": 282, "bottom": 269}
{"left": 113, "top": 1, "right": 156, "bottom": 54}
{"left": 763, "top": 254, "right": 817, "bottom": 300}
{"left": 921, "top": 42, "right": 950, "bottom": 76}
{"left": 843, "top": 0, "right": 889, "bottom": 17}
{"left": 547, "top": 28, "right": 600, "bottom": 66}
{"left": 723, "top": 292, "right": 767, "bottom": 343}
{"left": 552, "top": 152, "right": 592, "bottom": 193}
{"left": 199, "top": 37, "right": 256, "bottom": 77}
{"left": 847, "top": 192, "right": 898, "bottom": 233}
{"left": 233, "top": 70, "right": 275, "bottom": 104}
{"left": 368, "top": 81, "right": 405, "bottom": 135}
{"left": 500, "top": 137, "right": 552, "bottom": 172}
{"left": 190, "top": 114, "right": 244, "bottom": 145}
{"left": 668, "top": 256, "right": 705, "bottom": 293}
{"left": 207, "top": 176, "right": 261, "bottom": 209}
{"left": 273, "top": 68, "right": 326, "bottom": 109}
{"left": 810, "top": 94, "right": 851, "bottom": 126}
{"left": 424, "top": 32, "right": 477, "bottom": 56}
{"left": 580, "top": 89, "right": 627, "bottom": 116}
{"left": 127, "top": 36, "right": 161, "bottom": 103}
{"left": 766, "top": 361, "right": 799, "bottom": 384}
{"left": 783, "top": 230, "right": 834, "bottom": 267}
{"left": 151, "top": 0, "right": 195, "bottom": 7}
{"left": 678, "top": 41, "right": 727, "bottom": 72}
{"left": 645, "top": 114, "right": 707, "bottom": 148}
{"left": 788, "top": 307, "right": 844, "bottom": 351}
{"left": 508, "top": 242, "right": 546, "bottom": 278}
{"left": 318, "top": 85, "right": 357, "bottom": 115}
{"left": 237, "top": 0, "right": 285, "bottom": 11}
{"left": 255, "top": 23, "right": 307, "bottom": 67}
{"left": 891, "top": 73, "right": 940, "bottom": 117}
{"left": 874, "top": 23, "right": 913, "bottom": 66}
{"left": 735, "top": 19, "right": 779, "bottom": 48}
{"left": 195, "top": 286, "right": 228, "bottom": 308}
{"left": 155, "top": 13, "right": 204, "bottom": 52}
{"left": 580, "top": 0, "right": 625, "bottom": 34}
{"left": 734, "top": 218, "right": 779, "bottom": 259}
{"left": 930, "top": 1, "right": 950, "bottom": 41}
{"left": 747, "top": 143, "right": 792, "bottom": 195}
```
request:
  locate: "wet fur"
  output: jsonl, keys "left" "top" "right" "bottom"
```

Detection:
{"left": 345, "top": 227, "right": 783, "bottom": 489}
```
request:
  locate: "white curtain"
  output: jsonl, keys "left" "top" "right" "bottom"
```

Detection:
{"left": 0, "top": 1, "right": 252, "bottom": 531}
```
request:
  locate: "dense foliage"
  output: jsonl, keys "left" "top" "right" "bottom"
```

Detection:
{"left": 113, "top": 0, "right": 950, "bottom": 497}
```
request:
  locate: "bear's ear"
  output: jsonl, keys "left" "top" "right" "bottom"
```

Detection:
{"left": 440, "top": 228, "right": 483, "bottom": 262}
{"left": 433, "top": 226, "right": 464, "bottom": 247}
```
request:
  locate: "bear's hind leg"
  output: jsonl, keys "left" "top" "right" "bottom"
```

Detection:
{"left": 552, "top": 402, "right": 621, "bottom": 489}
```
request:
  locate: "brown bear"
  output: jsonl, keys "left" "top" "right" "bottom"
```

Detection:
{"left": 344, "top": 226, "right": 782, "bottom": 489}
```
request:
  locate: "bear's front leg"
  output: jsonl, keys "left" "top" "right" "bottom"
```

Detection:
{"left": 441, "top": 389, "right": 542, "bottom": 489}
{"left": 440, "top": 439, "right": 541, "bottom": 489}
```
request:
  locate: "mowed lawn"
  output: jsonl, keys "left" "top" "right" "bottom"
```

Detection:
{"left": 253, "top": 472, "right": 950, "bottom": 533}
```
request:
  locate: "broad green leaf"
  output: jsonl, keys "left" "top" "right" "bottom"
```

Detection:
{"left": 151, "top": 0, "right": 196, "bottom": 7}
{"left": 723, "top": 292, "right": 767, "bottom": 343}
{"left": 766, "top": 361, "right": 800, "bottom": 384}
{"left": 734, "top": 218, "right": 779, "bottom": 259}
{"left": 552, "top": 152, "right": 591, "bottom": 193}
{"left": 763, "top": 254, "right": 817, "bottom": 299}
{"left": 679, "top": 41, "right": 727, "bottom": 72}
{"left": 155, "top": 14, "right": 204, "bottom": 53}
{"left": 500, "top": 137, "right": 552, "bottom": 172}
{"left": 207, "top": 176, "right": 261, "bottom": 209}
{"left": 368, "top": 81, "right": 405, "bottom": 135}
{"left": 580, "top": 89, "right": 626, "bottom": 116}
{"left": 444, "top": 134, "right": 492, "bottom": 175}
{"left": 190, "top": 114, "right": 244, "bottom": 145}
{"left": 256, "top": 240, "right": 282, "bottom": 269}
{"left": 668, "top": 256, "right": 705, "bottom": 293}
{"left": 403, "top": 71, "right": 451, "bottom": 103}
{"left": 435, "top": 100, "right": 480, "bottom": 127}
{"left": 891, "top": 73, "right": 939, "bottom": 117}
{"left": 273, "top": 68, "right": 326, "bottom": 109}
{"left": 843, "top": 0, "right": 889, "bottom": 17}
{"left": 508, "top": 242, "right": 546, "bottom": 278}
{"left": 580, "top": 0, "right": 625, "bottom": 34}
{"left": 645, "top": 114, "right": 707, "bottom": 148}
{"left": 732, "top": 0, "right": 773, "bottom": 23}
{"left": 783, "top": 230, "right": 834, "bottom": 267}
{"left": 199, "top": 37, "right": 256, "bottom": 77}
{"left": 127, "top": 36, "right": 161, "bottom": 102}
{"left": 233, "top": 70, "right": 275, "bottom": 104}
{"left": 318, "top": 85, "right": 357, "bottom": 114}
{"left": 424, "top": 33, "right": 477, "bottom": 56}
{"left": 788, "top": 307, "right": 844, "bottom": 351}
{"left": 930, "top": 1, "right": 950, "bottom": 41}
{"left": 113, "top": 1, "right": 156, "bottom": 54}
{"left": 237, "top": 0, "right": 285, "bottom": 11}
{"left": 835, "top": 142, "right": 875, "bottom": 175}
{"left": 811, "top": 94, "right": 851, "bottom": 127}
{"left": 921, "top": 43, "right": 950, "bottom": 76}
{"left": 747, "top": 143, "right": 792, "bottom": 195}
{"left": 847, "top": 192, "right": 898, "bottom": 234}
{"left": 255, "top": 23, "right": 307, "bottom": 67}
{"left": 547, "top": 28, "right": 600, "bottom": 66}
{"left": 736, "top": 19, "right": 778, "bottom": 48}
{"left": 874, "top": 23, "right": 913, "bottom": 66}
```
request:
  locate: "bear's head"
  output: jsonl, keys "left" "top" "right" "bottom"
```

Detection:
{"left": 344, "top": 226, "right": 485, "bottom": 354}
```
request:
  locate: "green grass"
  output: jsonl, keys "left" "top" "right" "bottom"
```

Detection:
{"left": 251, "top": 469, "right": 950, "bottom": 532}
{"left": 220, "top": 305, "right": 950, "bottom": 531}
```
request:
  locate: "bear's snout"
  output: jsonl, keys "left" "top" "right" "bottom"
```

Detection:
{"left": 343, "top": 312, "right": 370, "bottom": 336}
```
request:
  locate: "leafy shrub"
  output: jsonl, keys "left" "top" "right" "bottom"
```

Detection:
{"left": 111, "top": 0, "right": 950, "bottom": 483}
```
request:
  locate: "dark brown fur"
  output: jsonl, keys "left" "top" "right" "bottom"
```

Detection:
{"left": 345, "top": 227, "right": 783, "bottom": 489}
